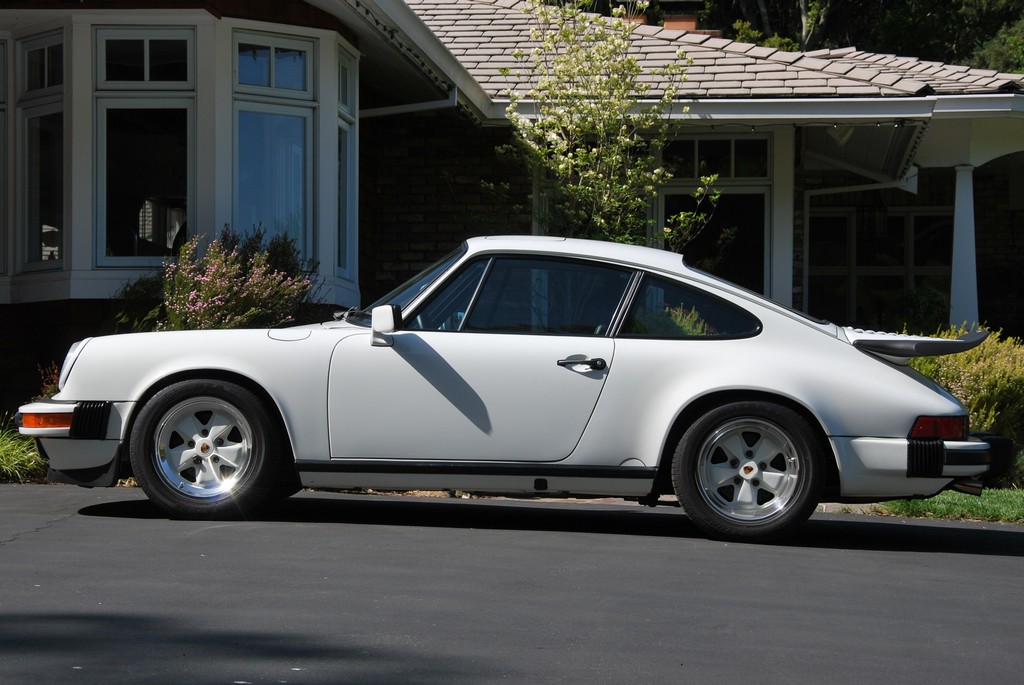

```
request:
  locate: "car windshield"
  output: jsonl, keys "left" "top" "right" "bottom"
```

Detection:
{"left": 342, "top": 245, "right": 466, "bottom": 325}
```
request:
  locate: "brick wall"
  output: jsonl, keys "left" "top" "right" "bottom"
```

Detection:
{"left": 975, "top": 153, "right": 1024, "bottom": 337}
{"left": 0, "top": 300, "right": 119, "bottom": 413}
{"left": 358, "top": 109, "right": 532, "bottom": 304}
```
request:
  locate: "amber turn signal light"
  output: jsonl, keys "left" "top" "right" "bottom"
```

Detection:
{"left": 21, "top": 412, "right": 74, "bottom": 430}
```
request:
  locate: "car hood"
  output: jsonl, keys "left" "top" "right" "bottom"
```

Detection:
{"left": 839, "top": 327, "right": 988, "bottom": 363}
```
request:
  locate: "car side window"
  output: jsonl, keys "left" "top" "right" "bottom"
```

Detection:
{"left": 621, "top": 275, "right": 761, "bottom": 339}
{"left": 405, "top": 259, "right": 488, "bottom": 331}
{"left": 457, "top": 257, "right": 631, "bottom": 335}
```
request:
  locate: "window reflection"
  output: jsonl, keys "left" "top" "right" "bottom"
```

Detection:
{"left": 104, "top": 108, "right": 187, "bottom": 257}
{"left": 236, "top": 110, "right": 307, "bottom": 249}
{"left": 274, "top": 48, "right": 306, "bottom": 90}
{"left": 238, "top": 43, "right": 271, "bottom": 87}
{"left": 27, "top": 112, "right": 63, "bottom": 262}
{"left": 622, "top": 276, "right": 760, "bottom": 339}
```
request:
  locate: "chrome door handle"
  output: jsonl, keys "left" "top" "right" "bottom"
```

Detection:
{"left": 557, "top": 357, "right": 607, "bottom": 371}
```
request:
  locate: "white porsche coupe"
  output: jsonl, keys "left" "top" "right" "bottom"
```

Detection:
{"left": 19, "top": 236, "right": 1012, "bottom": 541}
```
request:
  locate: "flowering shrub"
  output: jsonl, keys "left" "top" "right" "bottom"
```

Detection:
{"left": 161, "top": 230, "right": 316, "bottom": 331}
{"left": 909, "top": 327, "right": 1024, "bottom": 487}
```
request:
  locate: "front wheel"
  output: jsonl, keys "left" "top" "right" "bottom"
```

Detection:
{"left": 129, "top": 379, "right": 288, "bottom": 518}
{"left": 672, "top": 401, "right": 825, "bottom": 542}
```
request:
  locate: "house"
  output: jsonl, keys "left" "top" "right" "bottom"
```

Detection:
{"left": 1, "top": 0, "right": 1023, "bottom": 409}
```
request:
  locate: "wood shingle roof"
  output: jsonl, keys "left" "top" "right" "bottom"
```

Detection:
{"left": 404, "top": 0, "right": 1024, "bottom": 101}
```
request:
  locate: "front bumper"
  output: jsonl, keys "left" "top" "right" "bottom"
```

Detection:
{"left": 19, "top": 400, "right": 132, "bottom": 487}
{"left": 832, "top": 433, "right": 1014, "bottom": 499}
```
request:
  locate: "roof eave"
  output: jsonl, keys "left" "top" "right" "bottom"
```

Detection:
{"left": 492, "top": 96, "right": 940, "bottom": 126}
{"left": 363, "top": 0, "right": 497, "bottom": 120}
{"left": 929, "top": 93, "right": 1024, "bottom": 119}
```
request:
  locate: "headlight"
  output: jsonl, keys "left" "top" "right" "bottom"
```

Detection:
{"left": 58, "top": 338, "right": 91, "bottom": 391}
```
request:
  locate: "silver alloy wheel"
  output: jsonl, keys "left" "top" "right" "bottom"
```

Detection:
{"left": 151, "top": 396, "right": 255, "bottom": 500}
{"left": 695, "top": 417, "right": 801, "bottom": 522}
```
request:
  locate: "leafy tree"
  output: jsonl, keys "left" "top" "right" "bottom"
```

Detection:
{"left": 502, "top": 0, "right": 687, "bottom": 244}
{"left": 700, "top": 0, "right": 851, "bottom": 50}
{"left": 731, "top": 19, "right": 799, "bottom": 52}
{"left": 699, "top": 0, "right": 1024, "bottom": 68}
{"left": 873, "top": 0, "right": 1024, "bottom": 65}
{"left": 971, "top": 17, "right": 1024, "bottom": 73}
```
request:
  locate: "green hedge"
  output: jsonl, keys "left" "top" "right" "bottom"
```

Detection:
{"left": 909, "top": 328, "right": 1024, "bottom": 487}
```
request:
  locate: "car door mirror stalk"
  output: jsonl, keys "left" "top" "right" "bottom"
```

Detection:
{"left": 371, "top": 304, "right": 403, "bottom": 347}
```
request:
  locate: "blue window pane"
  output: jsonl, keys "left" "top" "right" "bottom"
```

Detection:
{"left": 338, "top": 126, "right": 348, "bottom": 268}
{"left": 236, "top": 110, "right": 306, "bottom": 249}
{"left": 274, "top": 47, "right": 306, "bottom": 90}
{"left": 238, "top": 43, "right": 270, "bottom": 87}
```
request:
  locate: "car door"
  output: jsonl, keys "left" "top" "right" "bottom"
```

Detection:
{"left": 328, "top": 256, "right": 633, "bottom": 462}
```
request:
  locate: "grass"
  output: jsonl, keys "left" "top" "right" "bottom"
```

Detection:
{"left": 0, "top": 414, "right": 47, "bottom": 484}
{"left": 879, "top": 489, "right": 1024, "bottom": 524}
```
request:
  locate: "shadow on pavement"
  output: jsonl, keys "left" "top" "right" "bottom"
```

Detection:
{"left": 0, "top": 611, "right": 493, "bottom": 685}
{"left": 79, "top": 491, "right": 1024, "bottom": 556}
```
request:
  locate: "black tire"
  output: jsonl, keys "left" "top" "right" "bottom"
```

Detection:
{"left": 129, "top": 379, "right": 289, "bottom": 518}
{"left": 672, "top": 401, "right": 824, "bottom": 542}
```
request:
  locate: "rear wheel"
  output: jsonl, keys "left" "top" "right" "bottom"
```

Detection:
{"left": 672, "top": 401, "right": 824, "bottom": 542}
{"left": 129, "top": 379, "right": 289, "bottom": 518}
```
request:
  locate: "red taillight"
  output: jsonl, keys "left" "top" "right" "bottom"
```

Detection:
{"left": 909, "top": 416, "right": 968, "bottom": 440}
{"left": 21, "top": 412, "right": 74, "bottom": 430}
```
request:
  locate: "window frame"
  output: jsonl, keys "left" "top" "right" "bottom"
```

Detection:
{"left": 18, "top": 101, "right": 64, "bottom": 270}
{"left": 17, "top": 31, "right": 64, "bottom": 102}
{"left": 406, "top": 255, "right": 636, "bottom": 337}
{"left": 336, "top": 47, "right": 357, "bottom": 275}
{"left": 805, "top": 207, "right": 954, "bottom": 325}
{"left": 95, "top": 27, "right": 195, "bottom": 91}
{"left": 94, "top": 97, "right": 196, "bottom": 267}
{"left": 617, "top": 273, "right": 762, "bottom": 340}
{"left": 233, "top": 30, "right": 315, "bottom": 101}
{"left": 16, "top": 32, "right": 65, "bottom": 272}
{"left": 661, "top": 134, "right": 772, "bottom": 182}
{"left": 232, "top": 100, "right": 314, "bottom": 256}
{"left": 0, "top": 41, "right": 6, "bottom": 276}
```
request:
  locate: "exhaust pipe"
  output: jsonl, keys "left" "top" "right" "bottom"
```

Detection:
{"left": 951, "top": 478, "right": 984, "bottom": 497}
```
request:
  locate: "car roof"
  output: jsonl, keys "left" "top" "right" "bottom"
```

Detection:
{"left": 463, "top": 235, "right": 837, "bottom": 337}
{"left": 465, "top": 235, "right": 694, "bottom": 277}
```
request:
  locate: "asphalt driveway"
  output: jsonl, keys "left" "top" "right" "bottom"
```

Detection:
{"left": 2, "top": 484, "right": 1022, "bottom": 684}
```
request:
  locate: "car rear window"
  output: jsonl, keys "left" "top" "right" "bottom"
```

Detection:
{"left": 620, "top": 275, "right": 761, "bottom": 339}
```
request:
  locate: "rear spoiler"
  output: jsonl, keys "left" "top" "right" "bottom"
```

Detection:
{"left": 846, "top": 328, "right": 989, "bottom": 360}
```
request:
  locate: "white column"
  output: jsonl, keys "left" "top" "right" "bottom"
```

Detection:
{"left": 950, "top": 165, "right": 979, "bottom": 327}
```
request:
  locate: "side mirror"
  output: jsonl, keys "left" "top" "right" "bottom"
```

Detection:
{"left": 370, "top": 304, "right": 402, "bottom": 347}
